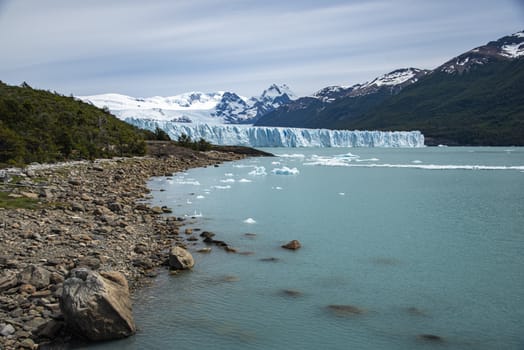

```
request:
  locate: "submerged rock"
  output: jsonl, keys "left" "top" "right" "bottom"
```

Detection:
{"left": 418, "top": 334, "right": 444, "bottom": 342}
{"left": 280, "top": 289, "right": 302, "bottom": 298}
{"left": 168, "top": 246, "right": 195, "bottom": 270}
{"left": 327, "top": 304, "right": 365, "bottom": 316}
{"left": 60, "top": 268, "right": 136, "bottom": 341}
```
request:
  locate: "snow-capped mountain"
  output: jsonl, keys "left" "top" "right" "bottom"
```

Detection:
{"left": 438, "top": 30, "right": 524, "bottom": 74}
{"left": 78, "top": 84, "right": 295, "bottom": 125}
{"left": 255, "top": 68, "right": 428, "bottom": 128}
{"left": 311, "top": 68, "right": 429, "bottom": 103}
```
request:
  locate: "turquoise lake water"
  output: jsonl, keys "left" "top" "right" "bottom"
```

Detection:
{"left": 83, "top": 147, "right": 524, "bottom": 350}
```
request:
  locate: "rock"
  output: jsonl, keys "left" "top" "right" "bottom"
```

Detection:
{"left": 150, "top": 206, "right": 164, "bottom": 214}
{"left": 35, "top": 319, "right": 64, "bottom": 339}
{"left": 327, "top": 304, "right": 365, "bottom": 316}
{"left": 20, "top": 191, "right": 39, "bottom": 199}
{"left": 418, "top": 334, "right": 444, "bottom": 342}
{"left": 200, "top": 231, "right": 215, "bottom": 239}
{"left": 168, "top": 246, "right": 195, "bottom": 270}
{"left": 108, "top": 202, "right": 123, "bottom": 213}
{"left": 20, "top": 338, "right": 36, "bottom": 349}
{"left": 260, "top": 257, "right": 279, "bottom": 262}
{"left": 71, "top": 202, "right": 85, "bottom": 212}
{"left": 282, "top": 240, "right": 301, "bottom": 250}
{"left": 60, "top": 268, "right": 136, "bottom": 341}
{"left": 197, "top": 248, "right": 212, "bottom": 253}
{"left": 184, "top": 228, "right": 193, "bottom": 235}
{"left": 0, "top": 273, "right": 19, "bottom": 292}
{"left": 18, "top": 265, "right": 51, "bottom": 290}
{"left": 280, "top": 289, "right": 302, "bottom": 297}
{"left": 19, "top": 284, "right": 36, "bottom": 295}
{"left": 161, "top": 206, "right": 172, "bottom": 213}
{"left": 0, "top": 323, "right": 15, "bottom": 336}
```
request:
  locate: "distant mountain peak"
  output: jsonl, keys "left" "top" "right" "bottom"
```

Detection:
{"left": 260, "top": 84, "right": 296, "bottom": 100}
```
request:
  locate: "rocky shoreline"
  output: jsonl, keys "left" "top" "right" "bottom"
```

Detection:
{"left": 0, "top": 146, "right": 259, "bottom": 349}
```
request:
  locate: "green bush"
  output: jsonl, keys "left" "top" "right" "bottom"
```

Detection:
{"left": 0, "top": 81, "right": 148, "bottom": 167}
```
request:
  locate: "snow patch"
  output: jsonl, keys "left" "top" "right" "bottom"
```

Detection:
{"left": 501, "top": 43, "right": 524, "bottom": 58}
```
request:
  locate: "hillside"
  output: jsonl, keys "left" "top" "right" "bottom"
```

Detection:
{"left": 345, "top": 59, "right": 524, "bottom": 146}
{"left": 0, "top": 81, "right": 148, "bottom": 166}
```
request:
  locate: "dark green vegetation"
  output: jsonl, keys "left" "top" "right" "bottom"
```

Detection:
{"left": 345, "top": 59, "right": 524, "bottom": 146}
{"left": 256, "top": 91, "right": 393, "bottom": 129}
{"left": 0, "top": 81, "right": 149, "bottom": 167}
{"left": 176, "top": 133, "right": 212, "bottom": 151}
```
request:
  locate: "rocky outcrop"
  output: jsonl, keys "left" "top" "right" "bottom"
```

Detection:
{"left": 60, "top": 268, "right": 136, "bottom": 341}
{"left": 168, "top": 246, "right": 195, "bottom": 270}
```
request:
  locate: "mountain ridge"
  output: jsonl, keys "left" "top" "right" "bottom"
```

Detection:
{"left": 78, "top": 84, "right": 296, "bottom": 125}
{"left": 256, "top": 30, "right": 524, "bottom": 145}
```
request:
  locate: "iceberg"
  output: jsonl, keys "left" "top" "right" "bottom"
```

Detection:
{"left": 125, "top": 119, "right": 424, "bottom": 148}
{"left": 271, "top": 167, "right": 300, "bottom": 175}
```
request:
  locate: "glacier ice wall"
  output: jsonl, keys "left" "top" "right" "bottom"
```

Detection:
{"left": 126, "top": 118, "right": 424, "bottom": 147}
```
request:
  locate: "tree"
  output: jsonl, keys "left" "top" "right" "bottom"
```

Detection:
{"left": 154, "top": 127, "right": 171, "bottom": 141}
{"left": 177, "top": 133, "right": 192, "bottom": 147}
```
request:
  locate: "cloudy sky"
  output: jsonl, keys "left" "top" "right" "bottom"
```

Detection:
{"left": 0, "top": 0, "right": 522, "bottom": 98}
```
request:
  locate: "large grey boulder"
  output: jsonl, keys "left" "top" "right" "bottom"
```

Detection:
{"left": 60, "top": 268, "right": 136, "bottom": 341}
{"left": 169, "top": 246, "right": 195, "bottom": 270}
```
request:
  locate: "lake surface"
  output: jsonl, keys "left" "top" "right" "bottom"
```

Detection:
{"left": 83, "top": 147, "right": 524, "bottom": 350}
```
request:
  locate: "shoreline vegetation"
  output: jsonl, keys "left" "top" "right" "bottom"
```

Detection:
{"left": 0, "top": 142, "right": 271, "bottom": 349}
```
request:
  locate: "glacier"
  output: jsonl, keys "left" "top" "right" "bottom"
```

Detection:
{"left": 126, "top": 118, "right": 424, "bottom": 147}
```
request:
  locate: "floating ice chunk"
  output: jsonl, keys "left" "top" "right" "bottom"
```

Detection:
{"left": 238, "top": 178, "right": 252, "bottom": 183}
{"left": 220, "top": 179, "right": 236, "bottom": 183}
{"left": 243, "top": 218, "right": 256, "bottom": 224}
{"left": 338, "top": 192, "right": 345, "bottom": 196}
{"left": 196, "top": 195, "right": 205, "bottom": 199}
{"left": 176, "top": 180, "right": 201, "bottom": 185}
{"left": 186, "top": 199, "right": 192, "bottom": 204}
{"left": 412, "top": 160, "right": 423, "bottom": 164}
{"left": 271, "top": 167, "right": 300, "bottom": 175}
{"left": 271, "top": 161, "right": 281, "bottom": 165}
{"left": 184, "top": 211, "right": 202, "bottom": 218}
{"left": 249, "top": 166, "right": 267, "bottom": 176}
{"left": 273, "top": 186, "right": 283, "bottom": 190}
{"left": 213, "top": 185, "right": 231, "bottom": 189}
{"left": 276, "top": 153, "right": 305, "bottom": 158}
{"left": 233, "top": 164, "right": 253, "bottom": 168}
{"left": 356, "top": 158, "right": 379, "bottom": 162}
{"left": 224, "top": 173, "right": 234, "bottom": 177}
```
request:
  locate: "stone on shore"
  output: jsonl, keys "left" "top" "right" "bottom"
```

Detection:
{"left": 282, "top": 240, "right": 301, "bottom": 250}
{"left": 60, "top": 268, "right": 136, "bottom": 341}
{"left": 168, "top": 246, "right": 195, "bottom": 270}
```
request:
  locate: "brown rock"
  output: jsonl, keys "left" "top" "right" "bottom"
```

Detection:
{"left": 282, "top": 240, "right": 301, "bottom": 250}
{"left": 168, "top": 246, "right": 195, "bottom": 270}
